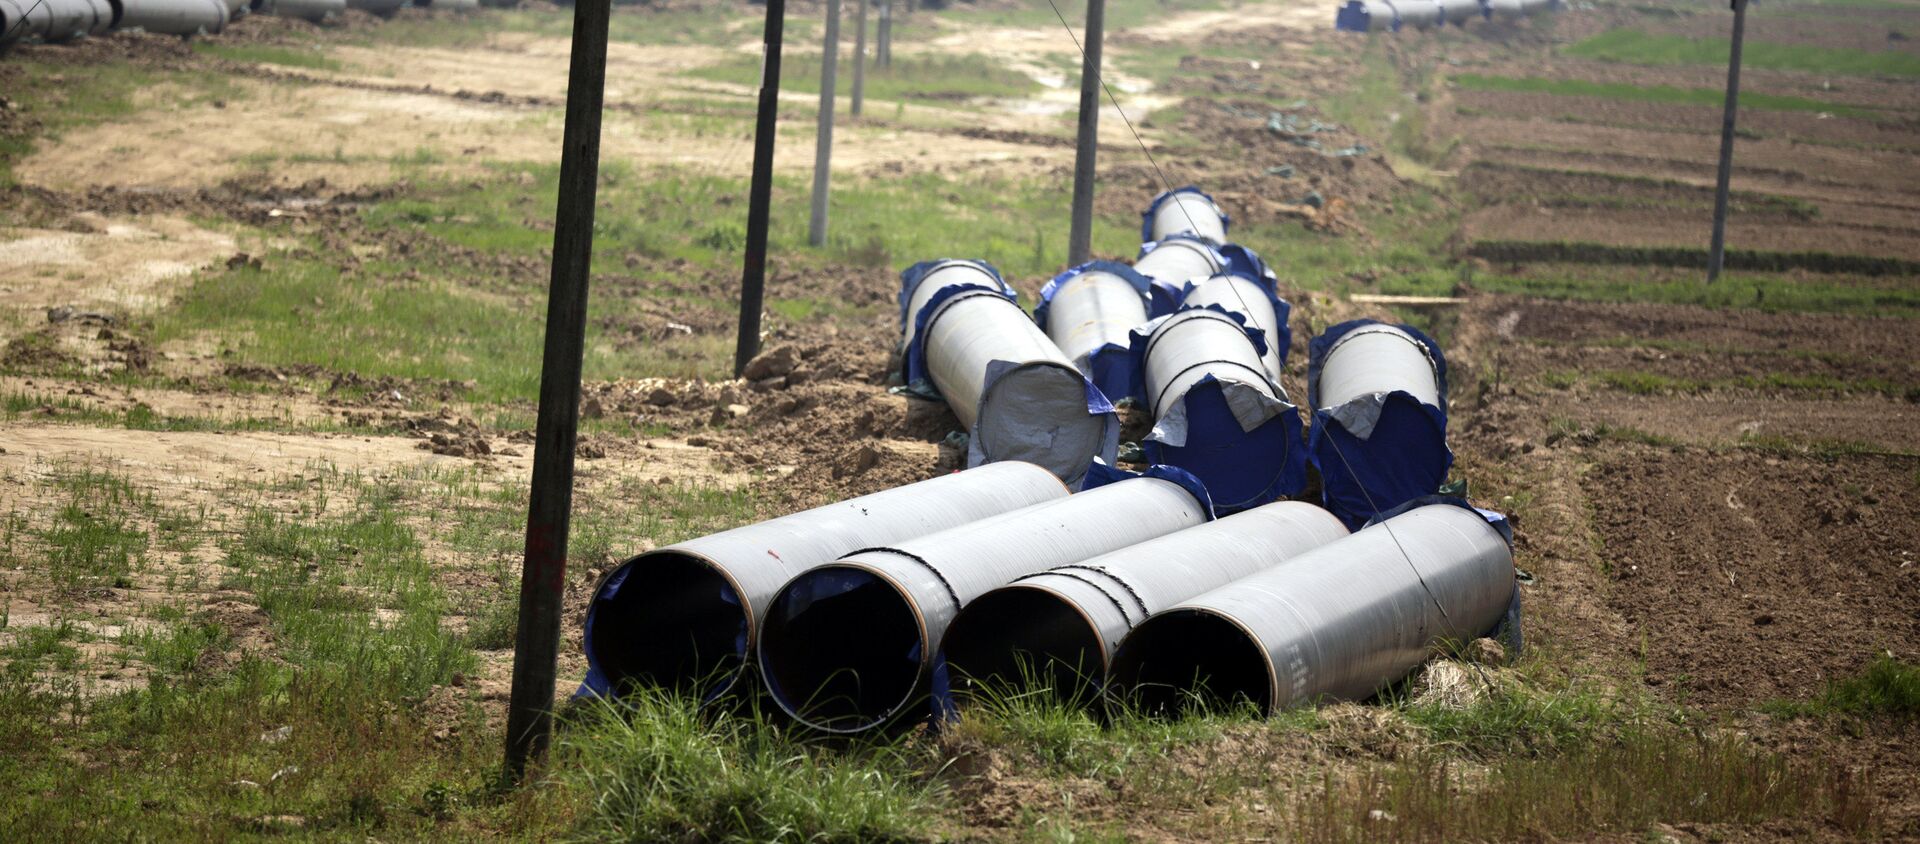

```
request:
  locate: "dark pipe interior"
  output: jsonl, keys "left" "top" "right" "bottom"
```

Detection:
{"left": 942, "top": 587, "right": 1104, "bottom": 705}
{"left": 760, "top": 566, "right": 921, "bottom": 731}
{"left": 107, "top": 0, "right": 123, "bottom": 29}
{"left": 585, "top": 552, "right": 747, "bottom": 698}
{"left": 1109, "top": 609, "right": 1272, "bottom": 717}
{"left": 250, "top": 0, "right": 266, "bottom": 12}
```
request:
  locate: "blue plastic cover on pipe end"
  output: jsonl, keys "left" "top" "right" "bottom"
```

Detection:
{"left": 1143, "top": 377, "right": 1308, "bottom": 513}
{"left": 1336, "top": 0, "right": 1373, "bottom": 31}
{"left": 1140, "top": 186, "right": 1230, "bottom": 244}
{"left": 1082, "top": 460, "right": 1218, "bottom": 521}
{"left": 1217, "top": 243, "right": 1277, "bottom": 289}
{"left": 897, "top": 258, "right": 1014, "bottom": 334}
{"left": 1035, "top": 260, "right": 1155, "bottom": 332}
{"left": 1306, "top": 318, "right": 1450, "bottom": 410}
{"left": 1084, "top": 345, "right": 1136, "bottom": 408}
{"left": 1309, "top": 395, "right": 1452, "bottom": 530}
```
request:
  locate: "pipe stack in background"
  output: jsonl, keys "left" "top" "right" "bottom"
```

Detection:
{"left": 0, "top": 0, "right": 476, "bottom": 45}
{"left": 1035, "top": 261, "right": 1159, "bottom": 403}
{"left": 1307, "top": 319, "right": 1450, "bottom": 529}
{"left": 1336, "top": 0, "right": 1558, "bottom": 32}
{"left": 579, "top": 461, "right": 1069, "bottom": 700}
{"left": 758, "top": 473, "right": 1212, "bottom": 733}
{"left": 898, "top": 259, "right": 1118, "bottom": 487}
{"left": 116, "top": 0, "right": 232, "bottom": 37}
{"left": 250, "top": 0, "right": 343, "bottom": 21}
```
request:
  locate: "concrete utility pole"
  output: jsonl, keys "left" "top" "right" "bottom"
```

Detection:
{"left": 852, "top": 0, "right": 867, "bottom": 116}
{"left": 505, "top": 0, "right": 611, "bottom": 782}
{"left": 1707, "top": 0, "right": 1747, "bottom": 283}
{"left": 1067, "top": 0, "right": 1107, "bottom": 266}
{"left": 809, "top": 0, "right": 840, "bottom": 247}
{"left": 735, "top": 0, "right": 787, "bottom": 377}
{"left": 878, "top": 0, "right": 891, "bottom": 67}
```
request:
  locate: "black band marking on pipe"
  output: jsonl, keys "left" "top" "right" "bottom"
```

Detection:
{"left": 845, "top": 546, "right": 962, "bottom": 614}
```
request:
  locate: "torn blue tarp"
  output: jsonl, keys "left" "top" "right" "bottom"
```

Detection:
{"left": 1036, "top": 261, "right": 1156, "bottom": 404}
{"left": 1217, "top": 243, "right": 1277, "bottom": 288}
{"left": 1141, "top": 185, "right": 1229, "bottom": 245}
{"left": 1307, "top": 319, "right": 1451, "bottom": 529}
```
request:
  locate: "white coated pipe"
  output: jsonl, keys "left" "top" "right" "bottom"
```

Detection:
{"left": 1393, "top": 0, "right": 1442, "bottom": 29}
{"left": 37, "top": 0, "right": 114, "bottom": 40}
{"left": 1145, "top": 188, "right": 1228, "bottom": 245}
{"left": 759, "top": 476, "right": 1210, "bottom": 733}
{"left": 897, "top": 259, "right": 1011, "bottom": 355}
{"left": 1435, "top": 0, "right": 1483, "bottom": 24}
{"left": 1042, "top": 265, "right": 1150, "bottom": 367}
{"left": 1137, "top": 308, "right": 1305, "bottom": 510}
{"left": 1178, "top": 274, "right": 1290, "bottom": 384}
{"left": 251, "top": 0, "right": 342, "bottom": 22}
{"left": 1110, "top": 503, "right": 1514, "bottom": 715}
{"left": 581, "top": 461, "right": 1067, "bottom": 698}
{"left": 1313, "top": 322, "right": 1441, "bottom": 410}
{"left": 116, "top": 0, "right": 229, "bottom": 35}
{"left": 942, "top": 501, "right": 1347, "bottom": 698}
{"left": 347, "top": 0, "right": 405, "bottom": 14}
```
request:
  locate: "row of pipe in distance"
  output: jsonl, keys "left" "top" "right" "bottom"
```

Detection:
{"left": 1335, "top": 0, "right": 1559, "bottom": 33}
{"left": 580, "top": 188, "right": 1516, "bottom": 734}
{"left": 1, "top": 0, "right": 473, "bottom": 48}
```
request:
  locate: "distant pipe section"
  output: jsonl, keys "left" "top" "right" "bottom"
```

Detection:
{"left": 1339, "top": 0, "right": 1551, "bottom": 31}
{"left": 579, "top": 461, "right": 1067, "bottom": 700}
{"left": 347, "top": 0, "right": 406, "bottom": 15}
{"left": 1176, "top": 273, "right": 1291, "bottom": 383}
{"left": 34, "top": 0, "right": 114, "bottom": 41}
{"left": 899, "top": 259, "right": 1118, "bottom": 486}
{"left": 759, "top": 475, "right": 1210, "bottom": 733}
{"left": 942, "top": 501, "right": 1346, "bottom": 701}
{"left": 1435, "top": 0, "right": 1483, "bottom": 24}
{"left": 116, "top": 0, "right": 229, "bottom": 36}
{"left": 1142, "top": 186, "right": 1228, "bottom": 245}
{"left": 1110, "top": 502, "right": 1515, "bottom": 715}
{"left": 1134, "top": 307, "right": 1307, "bottom": 511}
{"left": 1306, "top": 320, "right": 1450, "bottom": 529}
{"left": 1133, "top": 235, "right": 1227, "bottom": 311}
{"left": 1035, "top": 261, "right": 1153, "bottom": 403}
{"left": 251, "top": 0, "right": 341, "bottom": 22}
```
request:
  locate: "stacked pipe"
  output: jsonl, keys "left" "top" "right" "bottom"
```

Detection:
{"left": 1335, "top": 0, "right": 1555, "bottom": 32}
{"left": 1132, "top": 234, "right": 1227, "bottom": 311}
{"left": 1035, "top": 261, "right": 1157, "bottom": 403}
{"left": 1307, "top": 319, "right": 1450, "bottom": 529}
{"left": 942, "top": 500, "right": 1348, "bottom": 702}
{"left": 898, "top": 259, "right": 1118, "bottom": 487}
{"left": 579, "top": 461, "right": 1069, "bottom": 700}
{"left": 116, "top": 0, "right": 231, "bottom": 37}
{"left": 3, "top": 0, "right": 115, "bottom": 43}
{"left": 1109, "top": 500, "right": 1516, "bottom": 715}
{"left": 347, "top": 0, "right": 408, "bottom": 15}
{"left": 1137, "top": 187, "right": 1275, "bottom": 288}
{"left": 758, "top": 472, "right": 1213, "bottom": 733}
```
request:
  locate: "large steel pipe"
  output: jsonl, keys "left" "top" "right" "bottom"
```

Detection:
{"left": 1133, "top": 234, "right": 1226, "bottom": 312}
{"left": 1435, "top": 0, "right": 1484, "bottom": 24}
{"left": 942, "top": 501, "right": 1346, "bottom": 701}
{"left": 1, "top": 0, "right": 47, "bottom": 44}
{"left": 580, "top": 461, "right": 1067, "bottom": 699}
{"left": 1110, "top": 502, "right": 1515, "bottom": 715}
{"left": 347, "top": 0, "right": 405, "bottom": 15}
{"left": 35, "top": 0, "right": 114, "bottom": 40}
{"left": 1036, "top": 261, "right": 1152, "bottom": 403}
{"left": 1307, "top": 320, "right": 1450, "bottom": 528}
{"left": 1142, "top": 186, "right": 1228, "bottom": 245}
{"left": 1394, "top": 0, "right": 1442, "bottom": 29}
{"left": 1177, "top": 273, "right": 1291, "bottom": 383}
{"left": 251, "top": 0, "right": 342, "bottom": 22}
{"left": 759, "top": 475, "right": 1210, "bottom": 733}
{"left": 896, "top": 259, "right": 1016, "bottom": 356}
{"left": 116, "top": 0, "right": 229, "bottom": 36}
{"left": 414, "top": 0, "right": 478, "bottom": 10}
{"left": 1136, "top": 307, "right": 1306, "bottom": 511}
{"left": 901, "top": 261, "right": 1117, "bottom": 486}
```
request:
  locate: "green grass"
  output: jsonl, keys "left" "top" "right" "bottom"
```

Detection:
{"left": 1766, "top": 656, "right": 1920, "bottom": 719}
{"left": 193, "top": 43, "right": 342, "bottom": 71}
{"left": 1567, "top": 29, "right": 1920, "bottom": 79}
{"left": 685, "top": 52, "right": 1040, "bottom": 102}
{"left": 1451, "top": 73, "right": 1877, "bottom": 117}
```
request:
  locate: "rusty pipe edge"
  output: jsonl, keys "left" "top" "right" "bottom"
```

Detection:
{"left": 1109, "top": 503, "right": 1513, "bottom": 716}
{"left": 579, "top": 461, "right": 1067, "bottom": 700}
{"left": 759, "top": 476, "right": 1209, "bottom": 734}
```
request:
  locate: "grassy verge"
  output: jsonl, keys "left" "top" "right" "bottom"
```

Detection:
{"left": 1469, "top": 263, "right": 1920, "bottom": 317}
{"left": 1451, "top": 74, "right": 1878, "bottom": 117}
{"left": 193, "top": 43, "right": 342, "bottom": 71}
{"left": 1567, "top": 30, "right": 1920, "bottom": 79}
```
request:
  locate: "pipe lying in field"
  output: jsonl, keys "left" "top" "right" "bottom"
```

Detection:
{"left": 1306, "top": 319, "right": 1450, "bottom": 529}
{"left": 579, "top": 461, "right": 1069, "bottom": 700}
{"left": 250, "top": 0, "right": 342, "bottom": 22}
{"left": 1176, "top": 273, "right": 1292, "bottom": 384}
{"left": 1109, "top": 501, "right": 1516, "bottom": 716}
{"left": 1133, "top": 234, "right": 1227, "bottom": 310}
{"left": 1, "top": 0, "right": 44, "bottom": 45}
{"left": 116, "top": 0, "right": 230, "bottom": 36}
{"left": 1142, "top": 186, "right": 1229, "bottom": 245}
{"left": 26, "top": 0, "right": 115, "bottom": 41}
{"left": 1132, "top": 306, "right": 1307, "bottom": 511}
{"left": 759, "top": 473, "right": 1212, "bottom": 733}
{"left": 346, "top": 0, "right": 404, "bottom": 16}
{"left": 1335, "top": 0, "right": 1398, "bottom": 32}
{"left": 942, "top": 500, "right": 1347, "bottom": 702}
{"left": 899, "top": 259, "right": 1118, "bottom": 486}
{"left": 1035, "top": 261, "right": 1154, "bottom": 403}
{"left": 1435, "top": 0, "right": 1485, "bottom": 24}
{"left": 896, "top": 258, "right": 1019, "bottom": 357}
{"left": 1394, "top": 0, "right": 1442, "bottom": 29}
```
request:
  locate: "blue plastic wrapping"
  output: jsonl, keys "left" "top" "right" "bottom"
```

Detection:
{"left": 1143, "top": 377, "right": 1309, "bottom": 513}
{"left": 1306, "top": 319, "right": 1452, "bottom": 530}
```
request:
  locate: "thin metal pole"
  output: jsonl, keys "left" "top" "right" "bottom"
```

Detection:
{"left": 504, "top": 0, "right": 611, "bottom": 781}
{"left": 878, "top": 0, "right": 891, "bottom": 67}
{"left": 808, "top": 0, "right": 841, "bottom": 247}
{"left": 734, "top": 0, "right": 786, "bottom": 377}
{"left": 1707, "top": 0, "right": 1747, "bottom": 283}
{"left": 1067, "top": 0, "right": 1106, "bottom": 265}
{"left": 852, "top": 0, "right": 867, "bottom": 116}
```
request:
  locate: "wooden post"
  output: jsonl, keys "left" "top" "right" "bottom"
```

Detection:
{"left": 1067, "top": 0, "right": 1106, "bottom": 266}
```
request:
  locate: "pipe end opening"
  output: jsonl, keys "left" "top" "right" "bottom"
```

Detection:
{"left": 585, "top": 552, "right": 749, "bottom": 699}
{"left": 1110, "top": 609, "right": 1272, "bottom": 717}
{"left": 943, "top": 586, "right": 1106, "bottom": 706}
{"left": 760, "top": 565, "right": 924, "bottom": 733}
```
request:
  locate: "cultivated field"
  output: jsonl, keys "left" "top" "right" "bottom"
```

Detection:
{"left": 0, "top": 0, "right": 1915, "bottom": 839}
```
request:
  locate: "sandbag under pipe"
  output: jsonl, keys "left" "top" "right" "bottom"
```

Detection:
{"left": 941, "top": 500, "right": 1346, "bottom": 701}
{"left": 1176, "top": 273, "right": 1293, "bottom": 384}
{"left": 1142, "top": 186, "right": 1228, "bottom": 245}
{"left": 251, "top": 0, "right": 342, "bottom": 22}
{"left": 578, "top": 461, "right": 1067, "bottom": 700}
{"left": 116, "top": 0, "right": 229, "bottom": 36}
{"left": 901, "top": 272, "right": 1117, "bottom": 487}
{"left": 1109, "top": 502, "right": 1515, "bottom": 715}
{"left": 1132, "top": 307, "right": 1307, "bottom": 511}
{"left": 1034, "top": 261, "right": 1154, "bottom": 404}
{"left": 758, "top": 474, "right": 1211, "bottom": 734}
{"left": 1306, "top": 319, "right": 1450, "bottom": 528}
